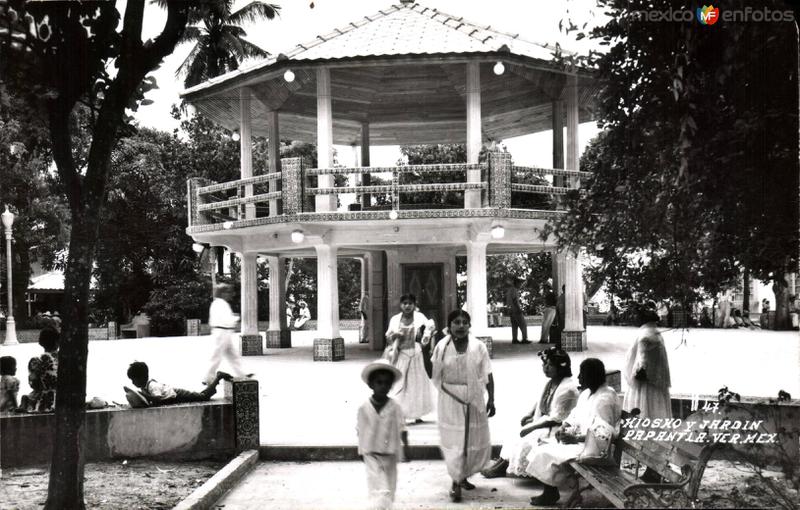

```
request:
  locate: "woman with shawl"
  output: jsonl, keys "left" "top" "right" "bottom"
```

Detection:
{"left": 384, "top": 294, "right": 435, "bottom": 422}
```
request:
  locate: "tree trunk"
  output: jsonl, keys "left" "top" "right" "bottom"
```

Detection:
{"left": 742, "top": 268, "right": 750, "bottom": 314}
{"left": 45, "top": 213, "right": 98, "bottom": 510}
{"left": 772, "top": 277, "right": 791, "bottom": 330}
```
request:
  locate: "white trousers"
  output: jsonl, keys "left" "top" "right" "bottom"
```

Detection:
{"left": 205, "top": 328, "right": 246, "bottom": 384}
{"left": 363, "top": 453, "right": 398, "bottom": 510}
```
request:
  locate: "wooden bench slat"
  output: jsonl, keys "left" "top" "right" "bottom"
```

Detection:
{"left": 571, "top": 463, "right": 639, "bottom": 508}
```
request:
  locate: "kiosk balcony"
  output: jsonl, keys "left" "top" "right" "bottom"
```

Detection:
{"left": 186, "top": 153, "right": 589, "bottom": 235}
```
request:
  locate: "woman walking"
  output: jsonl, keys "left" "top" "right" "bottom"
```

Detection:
{"left": 385, "top": 294, "right": 434, "bottom": 422}
{"left": 431, "top": 310, "right": 495, "bottom": 502}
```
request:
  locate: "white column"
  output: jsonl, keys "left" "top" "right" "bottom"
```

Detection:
{"left": 267, "top": 256, "right": 286, "bottom": 331}
{"left": 315, "top": 244, "right": 340, "bottom": 338}
{"left": 267, "top": 110, "right": 280, "bottom": 216}
{"left": 316, "top": 67, "right": 336, "bottom": 212}
{"left": 360, "top": 122, "right": 371, "bottom": 209}
{"left": 565, "top": 74, "right": 579, "bottom": 183}
{"left": 465, "top": 61, "right": 482, "bottom": 209}
{"left": 563, "top": 251, "right": 582, "bottom": 329}
{"left": 240, "top": 88, "right": 254, "bottom": 220}
{"left": 466, "top": 240, "right": 489, "bottom": 334}
{"left": 240, "top": 252, "right": 258, "bottom": 335}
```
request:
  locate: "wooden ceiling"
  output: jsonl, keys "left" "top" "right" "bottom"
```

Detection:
{"left": 193, "top": 60, "right": 597, "bottom": 146}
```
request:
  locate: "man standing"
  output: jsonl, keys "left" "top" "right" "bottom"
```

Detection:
{"left": 205, "top": 284, "right": 248, "bottom": 384}
{"left": 359, "top": 291, "right": 370, "bottom": 343}
{"left": 540, "top": 283, "right": 557, "bottom": 343}
{"left": 505, "top": 277, "right": 530, "bottom": 344}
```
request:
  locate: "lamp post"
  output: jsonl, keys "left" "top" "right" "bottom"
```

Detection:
{"left": 2, "top": 207, "right": 17, "bottom": 346}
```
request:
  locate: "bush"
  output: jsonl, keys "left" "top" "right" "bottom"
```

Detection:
{"left": 142, "top": 277, "right": 212, "bottom": 336}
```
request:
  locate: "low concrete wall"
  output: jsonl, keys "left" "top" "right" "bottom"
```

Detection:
{"left": 1, "top": 401, "right": 234, "bottom": 468}
{"left": 1, "top": 378, "right": 259, "bottom": 468}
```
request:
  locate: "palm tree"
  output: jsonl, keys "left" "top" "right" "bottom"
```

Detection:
{"left": 174, "top": 0, "right": 280, "bottom": 88}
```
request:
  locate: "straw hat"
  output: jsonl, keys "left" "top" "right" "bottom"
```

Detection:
{"left": 361, "top": 359, "right": 401, "bottom": 385}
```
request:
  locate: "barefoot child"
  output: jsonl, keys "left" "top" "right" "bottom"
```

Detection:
{"left": 357, "top": 359, "right": 409, "bottom": 510}
{"left": 125, "top": 361, "right": 232, "bottom": 407}
{"left": 0, "top": 356, "right": 19, "bottom": 411}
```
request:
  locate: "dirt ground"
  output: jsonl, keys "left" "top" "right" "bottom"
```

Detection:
{"left": 696, "top": 461, "right": 800, "bottom": 509}
{"left": 0, "top": 459, "right": 224, "bottom": 510}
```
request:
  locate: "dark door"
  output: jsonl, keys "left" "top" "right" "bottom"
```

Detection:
{"left": 402, "top": 263, "right": 444, "bottom": 337}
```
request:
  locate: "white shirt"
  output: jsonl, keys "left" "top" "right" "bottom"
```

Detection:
{"left": 357, "top": 398, "right": 406, "bottom": 455}
{"left": 209, "top": 298, "right": 238, "bottom": 329}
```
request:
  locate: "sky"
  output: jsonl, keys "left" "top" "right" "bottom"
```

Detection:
{"left": 134, "top": 0, "right": 603, "bottom": 167}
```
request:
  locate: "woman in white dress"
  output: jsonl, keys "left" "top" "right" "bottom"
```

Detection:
{"left": 385, "top": 294, "right": 435, "bottom": 422}
{"left": 431, "top": 309, "right": 495, "bottom": 503}
{"left": 623, "top": 301, "right": 672, "bottom": 482}
{"left": 481, "top": 347, "right": 579, "bottom": 478}
{"left": 525, "top": 358, "right": 621, "bottom": 506}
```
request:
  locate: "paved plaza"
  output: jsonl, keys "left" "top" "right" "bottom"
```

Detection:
{"left": 0, "top": 325, "right": 797, "bottom": 447}
{"left": 214, "top": 459, "right": 610, "bottom": 509}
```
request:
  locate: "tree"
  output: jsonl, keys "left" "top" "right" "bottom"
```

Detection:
{"left": 547, "top": 0, "right": 798, "bottom": 323}
{"left": 0, "top": 83, "right": 69, "bottom": 325}
{"left": 174, "top": 0, "right": 279, "bottom": 88}
{"left": 0, "top": 2, "right": 195, "bottom": 506}
{"left": 398, "top": 143, "right": 554, "bottom": 209}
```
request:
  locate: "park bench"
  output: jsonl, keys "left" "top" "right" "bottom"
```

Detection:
{"left": 567, "top": 414, "right": 716, "bottom": 508}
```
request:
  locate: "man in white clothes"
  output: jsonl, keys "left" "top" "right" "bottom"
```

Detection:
{"left": 205, "top": 284, "right": 249, "bottom": 384}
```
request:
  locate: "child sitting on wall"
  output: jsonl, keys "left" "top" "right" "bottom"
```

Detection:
{"left": 0, "top": 356, "right": 19, "bottom": 411}
{"left": 125, "top": 361, "right": 232, "bottom": 408}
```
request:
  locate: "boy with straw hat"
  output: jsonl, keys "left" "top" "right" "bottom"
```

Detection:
{"left": 357, "top": 359, "right": 409, "bottom": 509}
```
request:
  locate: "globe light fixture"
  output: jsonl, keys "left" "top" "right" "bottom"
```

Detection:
{"left": 491, "top": 225, "right": 505, "bottom": 239}
{"left": 284, "top": 69, "right": 295, "bottom": 83}
{"left": 231, "top": 131, "right": 240, "bottom": 142}
{"left": 493, "top": 61, "right": 505, "bottom": 75}
{"left": 388, "top": 210, "right": 399, "bottom": 220}
{"left": 291, "top": 229, "right": 305, "bottom": 243}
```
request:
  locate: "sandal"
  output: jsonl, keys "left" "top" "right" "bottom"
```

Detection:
{"left": 460, "top": 479, "right": 476, "bottom": 490}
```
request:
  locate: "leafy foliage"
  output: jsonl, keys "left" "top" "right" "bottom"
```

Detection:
{"left": 173, "top": 0, "right": 280, "bottom": 88}
{"left": 546, "top": 0, "right": 798, "bottom": 319}
{"left": 0, "top": 83, "right": 69, "bottom": 324}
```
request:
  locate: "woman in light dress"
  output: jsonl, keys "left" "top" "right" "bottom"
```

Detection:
{"left": 431, "top": 309, "right": 495, "bottom": 503}
{"left": 525, "top": 358, "right": 621, "bottom": 506}
{"left": 384, "top": 294, "right": 435, "bottom": 423}
{"left": 481, "top": 347, "right": 579, "bottom": 478}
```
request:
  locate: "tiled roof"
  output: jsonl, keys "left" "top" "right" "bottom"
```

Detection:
{"left": 183, "top": 2, "right": 570, "bottom": 97}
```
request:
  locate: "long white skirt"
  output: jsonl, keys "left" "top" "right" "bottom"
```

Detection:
{"left": 500, "top": 427, "right": 551, "bottom": 476}
{"left": 525, "top": 438, "right": 583, "bottom": 486}
{"left": 437, "top": 383, "right": 491, "bottom": 481}
{"left": 390, "top": 345, "right": 433, "bottom": 420}
{"left": 623, "top": 382, "right": 671, "bottom": 419}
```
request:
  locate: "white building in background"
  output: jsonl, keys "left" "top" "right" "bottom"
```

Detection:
{"left": 181, "top": 1, "right": 599, "bottom": 359}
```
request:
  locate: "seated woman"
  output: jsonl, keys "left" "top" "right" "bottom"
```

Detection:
{"left": 482, "top": 347, "right": 579, "bottom": 478}
{"left": 525, "top": 358, "right": 622, "bottom": 506}
{"left": 293, "top": 301, "right": 311, "bottom": 330}
{"left": 20, "top": 327, "right": 60, "bottom": 413}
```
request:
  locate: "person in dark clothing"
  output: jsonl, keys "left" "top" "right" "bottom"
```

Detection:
{"left": 505, "top": 277, "right": 530, "bottom": 344}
